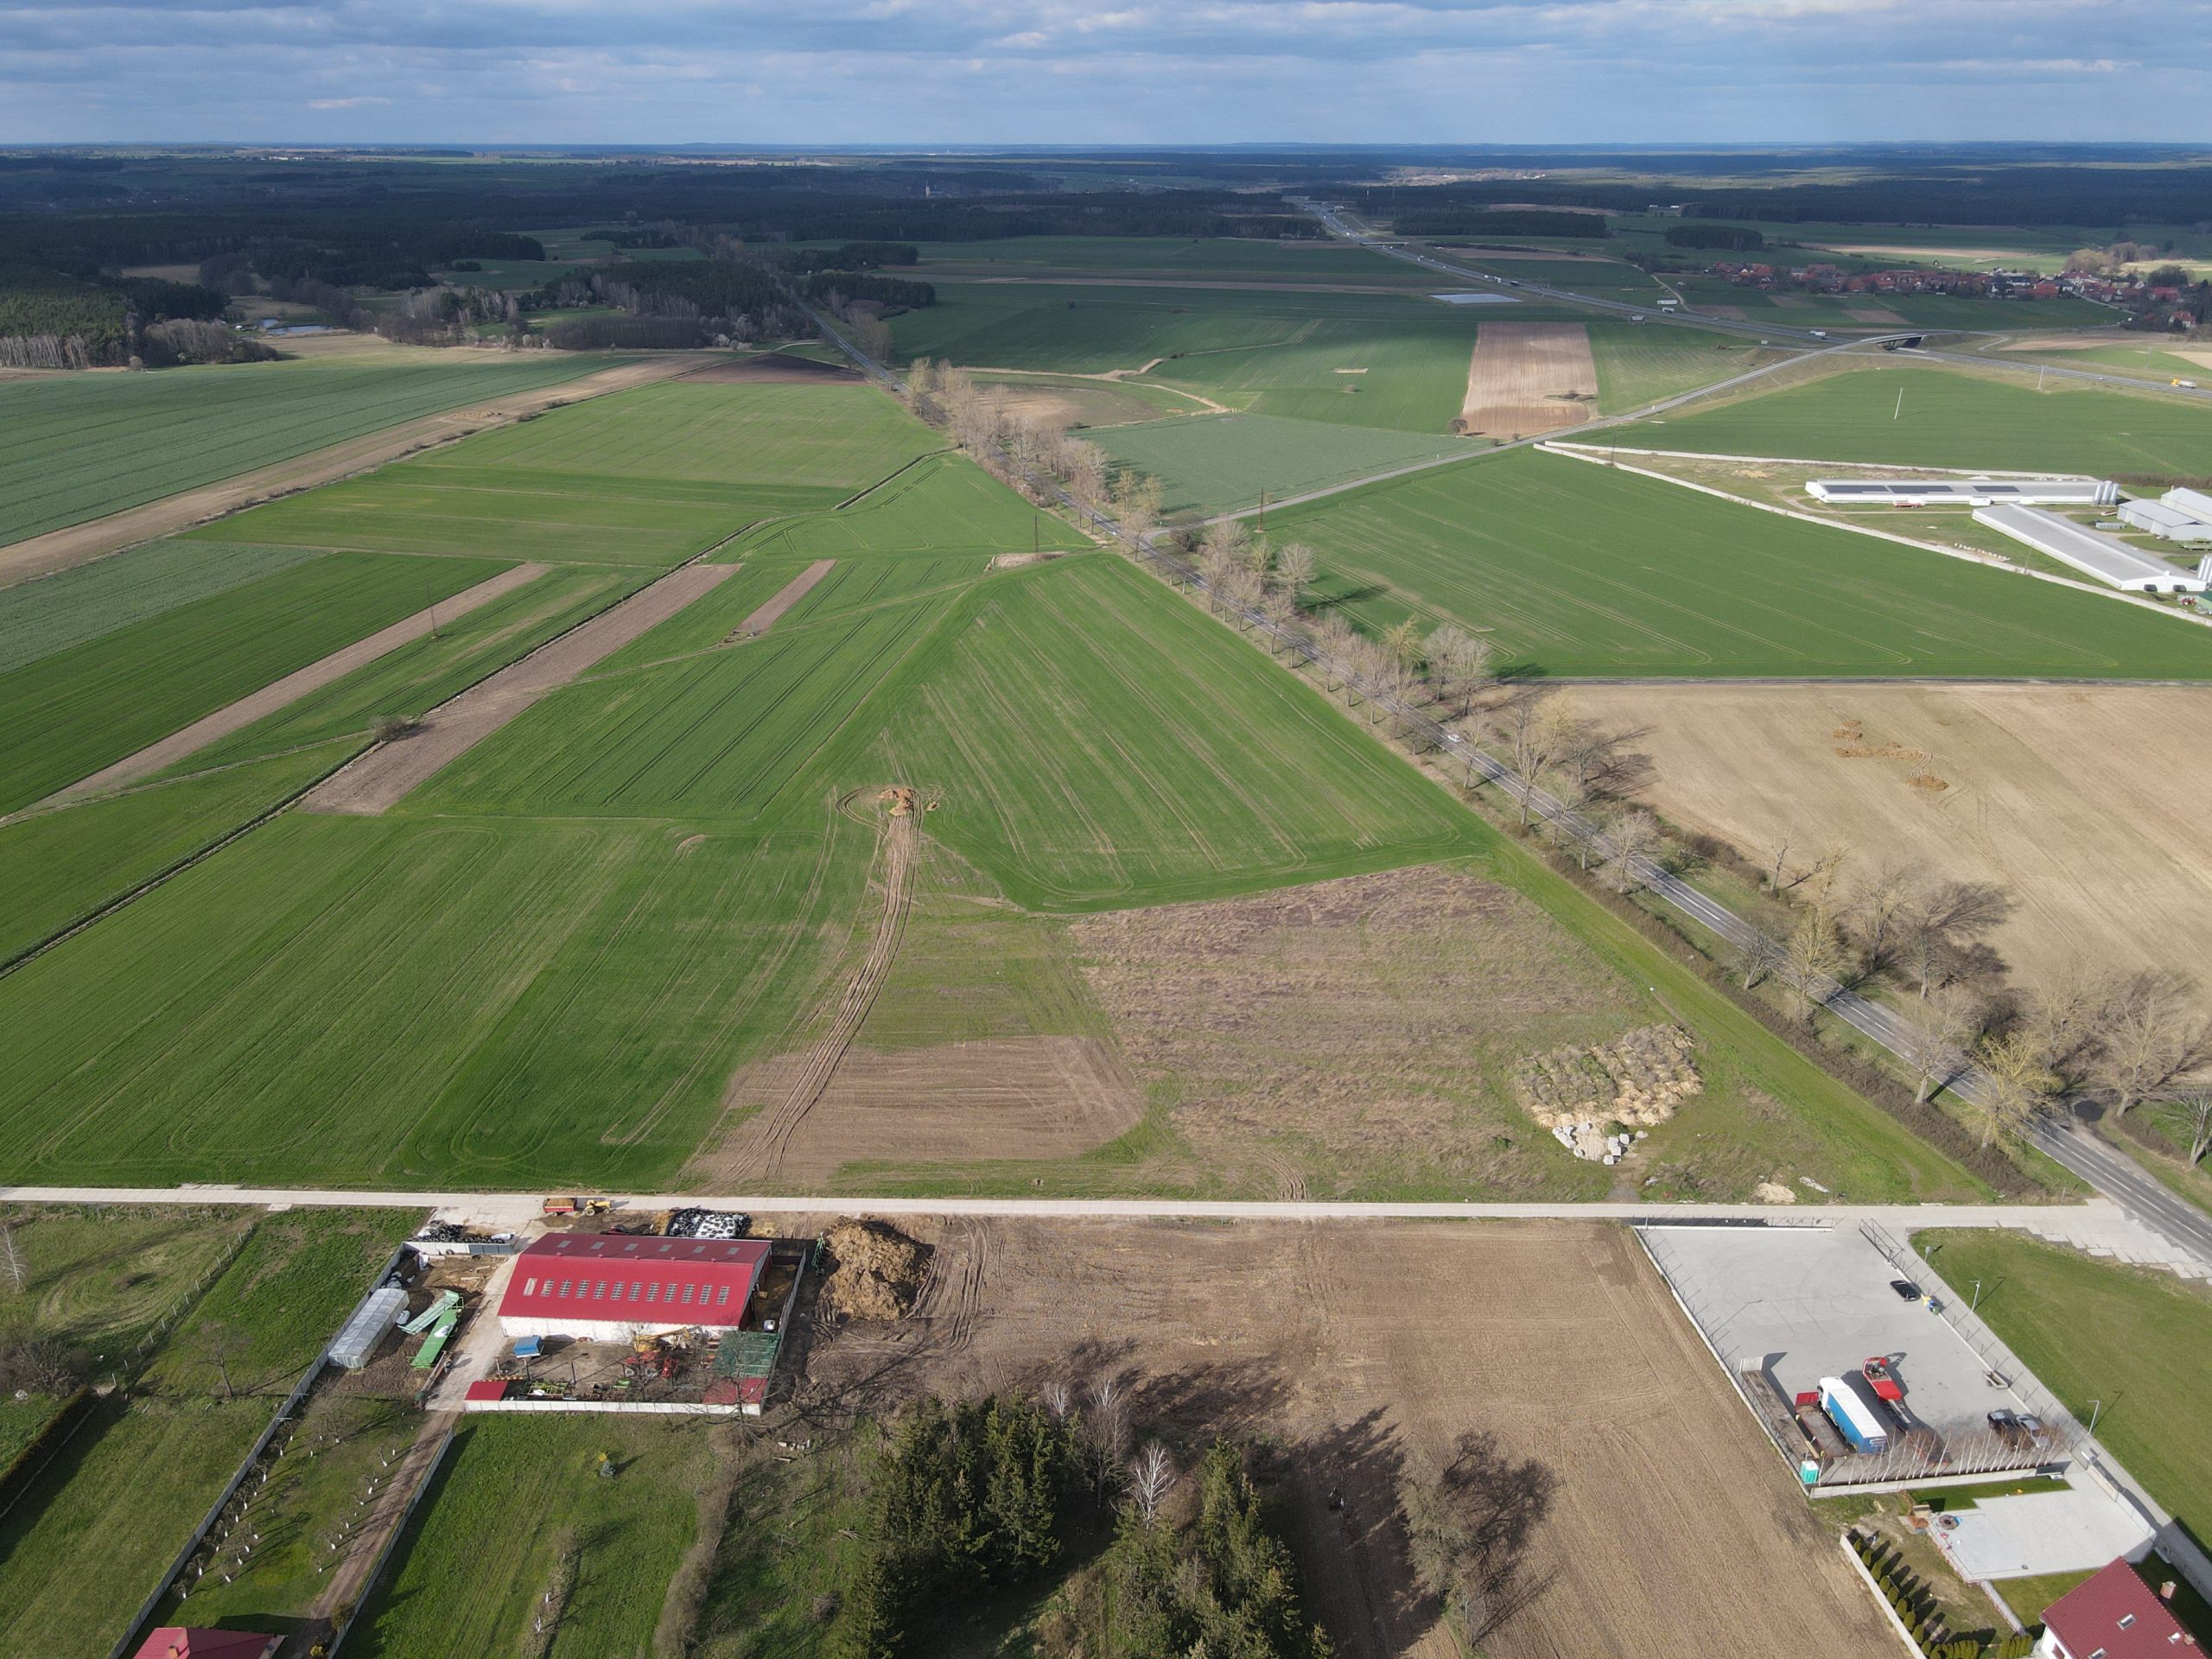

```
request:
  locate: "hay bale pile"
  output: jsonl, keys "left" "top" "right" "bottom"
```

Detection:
{"left": 820, "top": 1220, "right": 931, "bottom": 1322}
{"left": 1510, "top": 1025, "right": 1703, "bottom": 1163}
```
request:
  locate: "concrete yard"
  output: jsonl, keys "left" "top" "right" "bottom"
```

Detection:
{"left": 1934, "top": 1484, "right": 2153, "bottom": 1580}
{"left": 1639, "top": 1223, "right": 2028, "bottom": 1433}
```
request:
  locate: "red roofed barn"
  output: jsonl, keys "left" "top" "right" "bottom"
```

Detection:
{"left": 2037, "top": 1559, "right": 2199, "bottom": 1658}
{"left": 132, "top": 1631, "right": 281, "bottom": 1659}
{"left": 498, "top": 1233, "right": 770, "bottom": 1342}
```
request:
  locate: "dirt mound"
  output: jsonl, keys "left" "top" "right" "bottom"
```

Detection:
{"left": 820, "top": 1220, "right": 931, "bottom": 1321}
{"left": 1511, "top": 1024, "right": 1703, "bottom": 1161}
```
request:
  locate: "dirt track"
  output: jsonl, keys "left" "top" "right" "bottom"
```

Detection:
{"left": 0, "top": 353, "right": 711, "bottom": 586}
{"left": 708, "top": 798, "right": 921, "bottom": 1184}
{"left": 302, "top": 561, "right": 739, "bottom": 815}
{"left": 1458, "top": 323, "right": 1598, "bottom": 440}
{"left": 1568, "top": 681, "right": 2212, "bottom": 993}
{"left": 802, "top": 1217, "right": 1893, "bottom": 1659}
{"left": 730, "top": 558, "right": 836, "bottom": 635}
{"left": 26, "top": 562, "right": 546, "bottom": 814}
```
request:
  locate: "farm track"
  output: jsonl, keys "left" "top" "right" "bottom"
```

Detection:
{"left": 0, "top": 353, "right": 715, "bottom": 586}
{"left": 728, "top": 559, "right": 836, "bottom": 636}
{"left": 303, "top": 1408, "right": 458, "bottom": 1639}
{"left": 18, "top": 563, "right": 548, "bottom": 816}
{"left": 715, "top": 799, "right": 920, "bottom": 1184}
{"left": 301, "top": 560, "right": 740, "bottom": 814}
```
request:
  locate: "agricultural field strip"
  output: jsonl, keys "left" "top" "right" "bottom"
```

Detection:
{"left": 302, "top": 560, "right": 742, "bottom": 815}
{"left": 27, "top": 562, "right": 548, "bottom": 812}
{"left": 1539, "top": 442, "right": 2212, "bottom": 635}
{"left": 0, "top": 353, "right": 692, "bottom": 583}
{"left": 0, "top": 539, "right": 321, "bottom": 671}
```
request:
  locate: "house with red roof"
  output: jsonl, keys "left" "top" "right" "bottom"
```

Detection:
{"left": 130, "top": 1631, "right": 281, "bottom": 1659}
{"left": 2036, "top": 1559, "right": 2200, "bottom": 1658}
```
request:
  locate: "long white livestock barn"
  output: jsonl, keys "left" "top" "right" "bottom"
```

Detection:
{"left": 1806, "top": 477, "right": 2117, "bottom": 506}
{"left": 1973, "top": 504, "right": 2207, "bottom": 594}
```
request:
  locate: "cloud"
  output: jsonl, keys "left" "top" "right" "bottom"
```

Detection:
{"left": 0, "top": 0, "right": 2206, "bottom": 142}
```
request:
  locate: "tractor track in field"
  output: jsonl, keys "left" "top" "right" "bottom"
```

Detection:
{"left": 713, "top": 793, "right": 921, "bottom": 1185}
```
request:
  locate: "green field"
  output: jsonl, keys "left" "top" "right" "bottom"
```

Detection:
{"left": 1669, "top": 276, "right": 2111, "bottom": 329}
{"left": 1619, "top": 360, "right": 2212, "bottom": 478}
{"left": 0, "top": 350, "right": 621, "bottom": 549}
{"left": 0, "top": 815, "right": 874, "bottom": 1187}
{"left": 178, "top": 563, "right": 645, "bottom": 772}
{"left": 0, "top": 1396, "right": 268, "bottom": 1659}
{"left": 912, "top": 235, "right": 1433, "bottom": 284}
{"left": 0, "top": 740, "right": 353, "bottom": 964}
{"left": 1096, "top": 411, "right": 1477, "bottom": 515}
{"left": 0, "top": 1203, "right": 250, "bottom": 1357}
{"left": 1913, "top": 1230, "right": 2212, "bottom": 1542}
{"left": 0, "top": 539, "right": 319, "bottom": 670}
{"left": 0, "top": 550, "right": 505, "bottom": 812}
{"left": 1587, "top": 323, "right": 1781, "bottom": 413}
{"left": 194, "top": 378, "right": 940, "bottom": 567}
{"left": 851, "top": 556, "right": 1479, "bottom": 910}
{"left": 357, "top": 1414, "right": 717, "bottom": 1659}
{"left": 723, "top": 452, "right": 1076, "bottom": 561}
{"left": 1275, "top": 448, "right": 2212, "bottom": 678}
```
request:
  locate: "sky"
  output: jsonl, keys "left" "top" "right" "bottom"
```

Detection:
{"left": 3, "top": 0, "right": 2209, "bottom": 146}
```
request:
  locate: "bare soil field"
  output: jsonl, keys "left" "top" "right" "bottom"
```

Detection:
{"left": 0, "top": 352, "right": 712, "bottom": 586}
{"left": 1457, "top": 322, "right": 1599, "bottom": 441}
{"left": 686, "top": 353, "right": 860, "bottom": 384}
{"left": 1066, "top": 863, "right": 1646, "bottom": 1198}
{"left": 31, "top": 562, "right": 546, "bottom": 810}
{"left": 730, "top": 558, "right": 836, "bottom": 636}
{"left": 801, "top": 1217, "right": 1894, "bottom": 1659}
{"left": 1567, "top": 682, "right": 2212, "bottom": 992}
{"left": 1844, "top": 307, "right": 1910, "bottom": 325}
{"left": 302, "top": 560, "right": 738, "bottom": 814}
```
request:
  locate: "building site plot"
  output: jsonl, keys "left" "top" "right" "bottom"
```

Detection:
{"left": 0, "top": 549, "right": 508, "bottom": 813}
{"left": 1277, "top": 448, "right": 2212, "bottom": 679}
{"left": 802, "top": 1217, "right": 1897, "bottom": 1659}
{"left": 1617, "top": 359, "right": 2212, "bottom": 479}
{"left": 1456, "top": 321, "right": 1599, "bottom": 439}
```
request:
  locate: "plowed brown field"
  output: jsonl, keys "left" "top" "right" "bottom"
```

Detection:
{"left": 1458, "top": 323, "right": 1598, "bottom": 440}
{"left": 800, "top": 1217, "right": 1893, "bottom": 1659}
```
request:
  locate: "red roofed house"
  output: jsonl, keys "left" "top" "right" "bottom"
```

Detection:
{"left": 498, "top": 1233, "right": 770, "bottom": 1342}
{"left": 132, "top": 1631, "right": 280, "bottom": 1659}
{"left": 2036, "top": 1559, "right": 2200, "bottom": 1658}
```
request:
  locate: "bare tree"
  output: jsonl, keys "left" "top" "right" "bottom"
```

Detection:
{"left": 1502, "top": 692, "right": 1563, "bottom": 826}
{"left": 2093, "top": 970, "right": 2210, "bottom": 1117}
{"left": 1782, "top": 912, "right": 1847, "bottom": 1026}
{"left": 2029, "top": 965, "right": 2119, "bottom": 1083}
{"left": 1897, "top": 880, "right": 2012, "bottom": 1003}
{"left": 1971, "top": 1030, "right": 2057, "bottom": 1148}
{"left": 906, "top": 356, "right": 938, "bottom": 398}
{"left": 1087, "top": 1375, "right": 1130, "bottom": 1476}
{"left": 1797, "top": 843, "right": 1852, "bottom": 912}
{"left": 2166, "top": 1090, "right": 2212, "bottom": 1166}
{"left": 1042, "top": 1380, "right": 1074, "bottom": 1423}
{"left": 1272, "top": 541, "right": 1318, "bottom": 609}
{"left": 199, "top": 1319, "right": 245, "bottom": 1401}
{"left": 1762, "top": 830, "right": 1793, "bottom": 896}
{"left": 1847, "top": 861, "right": 1919, "bottom": 971}
{"left": 1198, "top": 518, "right": 1250, "bottom": 575}
{"left": 1128, "top": 1442, "right": 1176, "bottom": 1525}
{"left": 1732, "top": 932, "right": 1783, "bottom": 991}
{"left": 1599, "top": 810, "right": 1660, "bottom": 894}
{"left": 1906, "top": 989, "right": 1980, "bottom": 1105}
{"left": 1382, "top": 619, "right": 1425, "bottom": 690}
{"left": 1111, "top": 470, "right": 1163, "bottom": 538}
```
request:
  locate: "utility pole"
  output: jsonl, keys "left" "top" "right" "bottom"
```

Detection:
{"left": 2088, "top": 1397, "right": 2103, "bottom": 1435}
{"left": 1970, "top": 1278, "right": 1981, "bottom": 1312}
{"left": 1893, "top": 385, "right": 1904, "bottom": 421}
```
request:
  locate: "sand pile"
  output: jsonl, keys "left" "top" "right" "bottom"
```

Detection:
{"left": 820, "top": 1220, "right": 931, "bottom": 1322}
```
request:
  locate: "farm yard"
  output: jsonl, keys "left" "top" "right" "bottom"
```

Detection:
{"left": 1615, "top": 359, "right": 2212, "bottom": 479}
{"left": 1274, "top": 448, "right": 2212, "bottom": 678}
{"left": 0, "top": 343, "right": 621, "bottom": 551}
{"left": 1564, "top": 681, "right": 2212, "bottom": 996}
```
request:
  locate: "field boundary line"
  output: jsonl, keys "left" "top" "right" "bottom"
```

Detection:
{"left": 1539, "top": 442, "right": 2212, "bottom": 632}
{"left": 0, "top": 739, "right": 367, "bottom": 982}
{"left": 830, "top": 448, "right": 957, "bottom": 512}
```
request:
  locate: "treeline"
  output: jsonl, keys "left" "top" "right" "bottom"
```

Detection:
{"left": 800, "top": 271, "right": 934, "bottom": 309}
{"left": 1396, "top": 208, "right": 1611, "bottom": 239}
{"left": 1666, "top": 223, "right": 1764, "bottom": 251}
{"left": 774, "top": 241, "right": 920, "bottom": 273}
{"left": 0, "top": 262, "right": 251, "bottom": 367}
{"left": 833, "top": 1389, "right": 1326, "bottom": 1659}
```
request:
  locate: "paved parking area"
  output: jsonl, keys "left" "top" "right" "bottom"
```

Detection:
{"left": 1936, "top": 1485, "right": 2153, "bottom": 1580}
{"left": 1640, "top": 1223, "right": 2024, "bottom": 1433}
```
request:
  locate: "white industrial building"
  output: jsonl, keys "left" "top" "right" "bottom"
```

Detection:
{"left": 1974, "top": 504, "right": 2208, "bottom": 594}
{"left": 2118, "top": 486, "right": 2212, "bottom": 544}
{"left": 1806, "top": 477, "right": 2117, "bottom": 507}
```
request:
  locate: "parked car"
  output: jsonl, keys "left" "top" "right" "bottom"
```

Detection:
{"left": 1890, "top": 1279, "right": 1923, "bottom": 1301}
